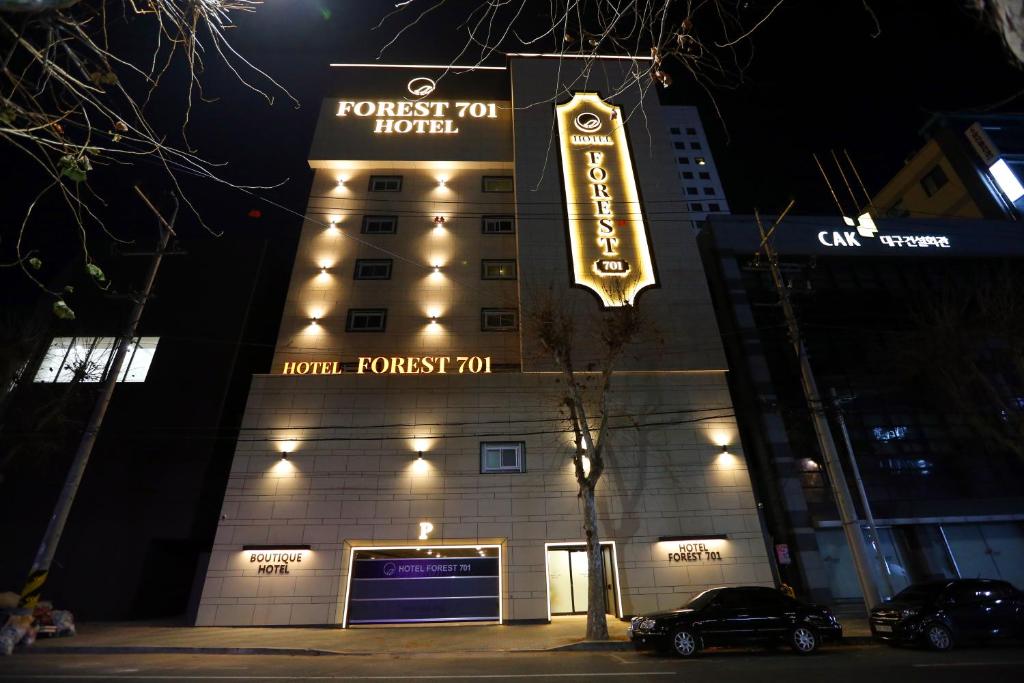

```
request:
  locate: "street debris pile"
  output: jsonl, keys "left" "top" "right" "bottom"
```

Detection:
{"left": 0, "top": 592, "right": 75, "bottom": 656}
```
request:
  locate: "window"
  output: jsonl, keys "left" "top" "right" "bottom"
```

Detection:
{"left": 670, "top": 126, "right": 681, "bottom": 135}
{"left": 921, "top": 165, "right": 949, "bottom": 197}
{"left": 677, "top": 156, "right": 690, "bottom": 165}
{"left": 703, "top": 187, "right": 716, "bottom": 196}
{"left": 481, "top": 442, "right": 525, "bottom": 473}
{"left": 690, "top": 141, "right": 702, "bottom": 150}
{"left": 368, "top": 175, "right": 402, "bottom": 192}
{"left": 698, "top": 171, "right": 711, "bottom": 180}
{"left": 482, "top": 308, "right": 517, "bottom": 331}
{"left": 686, "top": 127, "right": 697, "bottom": 135}
{"left": 481, "top": 260, "right": 516, "bottom": 280}
{"left": 346, "top": 309, "right": 387, "bottom": 332}
{"left": 482, "top": 176, "right": 514, "bottom": 192}
{"left": 482, "top": 215, "right": 515, "bottom": 234}
{"left": 33, "top": 336, "right": 158, "bottom": 383}
{"left": 674, "top": 142, "right": 686, "bottom": 150}
{"left": 353, "top": 259, "right": 393, "bottom": 280}
{"left": 708, "top": 203, "right": 721, "bottom": 212}
{"left": 690, "top": 202, "right": 704, "bottom": 211}
{"left": 682, "top": 171, "right": 694, "bottom": 179}
{"left": 695, "top": 157, "right": 707, "bottom": 166}
{"left": 686, "top": 187, "right": 698, "bottom": 196}
{"left": 362, "top": 216, "right": 398, "bottom": 234}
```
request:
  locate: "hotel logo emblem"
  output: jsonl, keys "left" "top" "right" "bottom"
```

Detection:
{"left": 556, "top": 92, "right": 657, "bottom": 307}
{"left": 407, "top": 77, "right": 436, "bottom": 97}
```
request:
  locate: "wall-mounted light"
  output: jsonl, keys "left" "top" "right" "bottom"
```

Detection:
{"left": 437, "top": 178, "right": 447, "bottom": 188}
{"left": 430, "top": 316, "right": 438, "bottom": 325}
{"left": 335, "top": 178, "right": 346, "bottom": 188}
{"left": 310, "top": 317, "right": 319, "bottom": 325}
{"left": 433, "top": 264, "right": 441, "bottom": 273}
{"left": 417, "top": 451, "right": 424, "bottom": 461}
{"left": 658, "top": 534, "right": 728, "bottom": 543}
{"left": 319, "top": 265, "right": 329, "bottom": 275}
{"left": 433, "top": 216, "right": 446, "bottom": 225}
{"left": 279, "top": 440, "right": 296, "bottom": 461}
{"left": 720, "top": 444, "right": 730, "bottom": 455}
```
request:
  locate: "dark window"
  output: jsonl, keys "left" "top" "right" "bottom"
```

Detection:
{"left": 481, "top": 260, "right": 516, "bottom": 280}
{"left": 480, "top": 442, "right": 525, "bottom": 473}
{"left": 686, "top": 127, "right": 697, "bottom": 135}
{"left": 674, "top": 142, "right": 686, "bottom": 150}
{"left": 699, "top": 171, "right": 711, "bottom": 180}
{"left": 703, "top": 187, "right": 715, "bottom": 196}
{"left": 690, "top": 202, "right": 704, "bottom": 211}
{"left": 346, "top": 309, "right": 387, "bottom": 332}
{"left": 682, "top": 171, "right": 694, "bottom": 179}
{"left": 362, "top": 216, "right": 398, "bottom": 234}
{"left": 921, "top": 165, "right": 949, "bottom": 197}
{"left": 368, "top": 175, "right": 402, "bottom": 192}
{"left": 742, "top": 588, "right": 787, "bottom": 608}
{"left": 482, "top": 308, "right": 517, "bottom": 331}
{"left": 353, "top": 259, "right": 393, "bottom": 280}
{"left": 677, "top": 156, "right": 690, "bottom": 165}
{"left": 686, "top": 187, "right": 698, "bottom": 196}
{"left": 670, "top": 127, "right": 681, "bottom": 135}
{"left": 482, "top": 176, "right": 514, "bottom": 192}
{"left": 708, "top": 203, "right": 721, "bottom": 212}
{"left": 715, "top": 589, "right": 745, "bottom": 609}
{"left": 482, "top": 215, "right": 515, "bottom": 234}
{"left": 690, "top": 141, "right": 702, "bottom": 150}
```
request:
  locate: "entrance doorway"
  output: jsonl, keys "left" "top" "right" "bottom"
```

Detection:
{"left": 546, "top": 543, "right": 619, "bottom": 617}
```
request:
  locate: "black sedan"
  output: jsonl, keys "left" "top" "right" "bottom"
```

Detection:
{"left": 869, "top": 579, "right": 1023, "bottom": 651}
{"left": 628, "top": 586, "right": 842, "bottom": 657}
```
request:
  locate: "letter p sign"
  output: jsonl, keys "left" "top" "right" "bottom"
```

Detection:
{"left": 418, "top": 522, "right": 434, "bottom": 540}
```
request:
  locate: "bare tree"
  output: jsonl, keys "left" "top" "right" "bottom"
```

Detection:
{"left": 524, "top": 286, "right": 644, "bottom": 640}
{"left": 0, "top": 1, "right": 294, "bottom": 314}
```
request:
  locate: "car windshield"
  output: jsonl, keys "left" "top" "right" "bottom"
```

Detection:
{"left": 892, "top": 583, "right": 947, "bottom": 602}
{"left": 682, "top": 588, "right": 721, "bottom": 610}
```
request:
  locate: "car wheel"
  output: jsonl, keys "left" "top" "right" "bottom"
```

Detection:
{"left": 924, "top": 623, "right": 953, "bottom": 652}
{"left": 670, "top": 627, "right": 699, "bottom": 658}
{"left": 790, "top": 626, "right": 818, "bottom": 654}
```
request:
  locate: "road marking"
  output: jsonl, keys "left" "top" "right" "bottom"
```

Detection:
{"left": 0, "top": 674, "right": 679, "bottom": 680}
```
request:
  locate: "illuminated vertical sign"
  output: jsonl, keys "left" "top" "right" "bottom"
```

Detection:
{"left": 556, "top": 92, "right": 657, "bottom": 307}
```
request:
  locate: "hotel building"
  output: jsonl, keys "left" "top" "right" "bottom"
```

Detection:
{"left": 195, "top": 57, "right": 773, "bottom": 627}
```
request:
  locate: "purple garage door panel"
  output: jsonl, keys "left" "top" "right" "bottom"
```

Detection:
{"left": 347, "top": 556, "right": 500, "bottom": 624}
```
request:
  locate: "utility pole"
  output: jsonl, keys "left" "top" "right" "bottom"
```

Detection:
{"left": 18, "top": 188, "right": 177, "bottom": 611}
{"left": 754, "top": 205, "right": 882, "bottom": 611}
{"left": 830, "top": 388, "right": 895, "bottom": 599}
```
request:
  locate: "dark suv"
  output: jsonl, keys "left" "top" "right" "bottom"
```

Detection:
{"left": 628, "top": 586, "right": 842, "bottom": 657}
{"left": 870, "top": 579, "right": 1023, "bottom": 651}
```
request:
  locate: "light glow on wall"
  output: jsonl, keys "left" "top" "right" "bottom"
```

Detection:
{"left": 989, "top": 158, "right": 1024, "bottom": 202}
{"left": 555, "top": 92, "right": 656, "bottom": 306}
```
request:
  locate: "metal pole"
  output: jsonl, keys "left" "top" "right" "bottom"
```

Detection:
{"left": 755, "top": 207, "right": 881, "bottom": 611}
{"left": 830, "top": 388, "right": 895, "bottom": 599}
{"left": 18, "top": 189, "right": 177, "bottom": 610}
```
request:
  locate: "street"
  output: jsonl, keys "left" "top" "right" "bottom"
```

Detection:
{"left": 1, "top": 644, "right": 1023, "bottom": 682}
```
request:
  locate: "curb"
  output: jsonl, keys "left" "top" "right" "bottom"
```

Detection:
{"left": 548, "top": 640, "right": 634, "bottom": 652}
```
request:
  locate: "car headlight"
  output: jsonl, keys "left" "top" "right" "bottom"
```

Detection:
{"left": 900, "top": 608, "right": 919, "bottom": 619}
{"left": 641, "top": 619, "right": 657, "bottom": 630}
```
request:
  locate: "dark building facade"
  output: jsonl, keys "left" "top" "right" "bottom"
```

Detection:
{"left": 700, "top": 214, "right": 1024, "bottom": 603}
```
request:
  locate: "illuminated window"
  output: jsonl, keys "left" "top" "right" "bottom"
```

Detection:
{"left": 482, "top": 176, "right": 513, "bottom": 193}
{"left": 368, "top": 175, "right": 402, "bottom": 192}
{"left": 703, "top": 187, "right": 715, "bottom": 196}
{"left": 346, "top": 309, "right": 387, "bottom": 332}
{"left": 709, "top": 203, "right": 722, "bottom": 212}
{"left": 690, "top": 141, "right": 702, "bottom": 150}
{"left": 696, "top": 157, "right": 707, "bottom": 166}
{"left": 354, "top": 259, "right": 393, "bottom": 280}
{"left": 686, "top": 127, "right": 697, "bottom": 135}
{"left": 33, "top": 336, "right": 158, "bottom": 383}
{"left": 362, "top": 216, "right": 398, "bottom": 234}
{"left": 481, "top": 260, "right": 516, "bottom": 280}
{"left": 920, "top": 165, "right": 948, "bottom": 197}
{"left": 682, "top": 172, "right": 694, "bottom": 179}
{"left": 670, "top": 127, "right": 681, "bottom": 135}
{"left": 699, "top": 171, "right": 711, "bottom": 180}
{"left": 677, "top": 156, "right": 689, "bottom": 165}
{"left": 690, "top": 202, "right": 704, "bottom": 212}
{"left": 481, "top": 442, "right": 525, "bottom": 473}
{"left": 481, "top": 308, "right": 517, "bottom": 331}
{"left": 482, "top": 215, "right": 515, "bottom": 234}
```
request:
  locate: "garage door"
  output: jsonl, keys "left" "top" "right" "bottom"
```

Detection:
{"left": 345, "top": 546, "right": 500, "bottom": 625}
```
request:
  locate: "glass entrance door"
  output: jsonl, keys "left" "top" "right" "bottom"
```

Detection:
{"left": 547, "top": 545, "right": 617, "bottom": 616}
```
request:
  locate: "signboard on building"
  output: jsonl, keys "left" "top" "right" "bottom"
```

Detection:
{"left": 555, "top": 92, "right": 657, "bottom": 307}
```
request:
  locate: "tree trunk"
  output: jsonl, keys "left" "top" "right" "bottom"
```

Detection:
{"left": 582, "top": 483, "right": 609, "bottom": 640}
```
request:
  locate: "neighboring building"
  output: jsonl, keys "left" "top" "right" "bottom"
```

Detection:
{"left": 661, "top": 105, "right": 730, "bottom": 221}
{"left": 195, "top": 57, "right": 774, "bottom": 627}
{"left": 700, "top": 214, "right": 1024, "bottom": 603}
{"left": 872, "top": 113, "right": 1024, "bottom": 220}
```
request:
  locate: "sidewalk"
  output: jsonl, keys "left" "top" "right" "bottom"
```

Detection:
{"left": 24, "top": 614, "right": 874, "bottom": 656}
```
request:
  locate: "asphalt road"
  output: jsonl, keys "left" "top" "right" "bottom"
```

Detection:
{"left": 1, "top": 643, "right": 1023, "bottom": 681}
